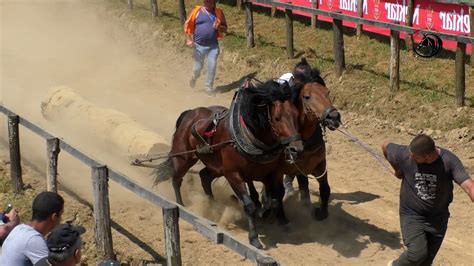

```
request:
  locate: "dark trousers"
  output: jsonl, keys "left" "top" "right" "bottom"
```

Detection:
{"left": 394, "top": 213, "right": 449, "bottom": 266}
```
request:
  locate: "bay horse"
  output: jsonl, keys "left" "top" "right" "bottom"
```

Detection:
{"left": 260, "top": 58, "right": 341, "bottom": 225}
{"left": 152, "top": 80, "right": 303, "bottom": 249}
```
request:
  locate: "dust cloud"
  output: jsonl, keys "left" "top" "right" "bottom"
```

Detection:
{"left": 1, "top": 0, "right": 242, "bottom": 225}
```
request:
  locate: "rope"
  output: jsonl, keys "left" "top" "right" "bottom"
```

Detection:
{"left": 336, "top": 126, "right": 395, "bottom": 176}
{"left": 131, "top": 140, "right": 234, "bottom": 165}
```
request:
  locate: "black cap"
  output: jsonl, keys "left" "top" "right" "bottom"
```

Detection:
{"left": 47, "top": 223, "right": 86, "bottom": 252}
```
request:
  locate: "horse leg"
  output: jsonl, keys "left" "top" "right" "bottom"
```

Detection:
{"left": 247, "top": 181, "right": 262, "bottom": 210}
{"left": 296, "top": 174, "right": 311, "bottom": 207}
{"left": 172, "top": 157, "right": 199, "bottom": 206}
{"left": 271, "top": 179, "right": 289, "bottom": 225}
{"left": 313, "top": 161, "right": 330, "bottom": 221}
{"left": 199, "top": 167, "right": 215, "bottom": 199}
{"left": 227, "top": 174, "right": 262, "bottom": 249}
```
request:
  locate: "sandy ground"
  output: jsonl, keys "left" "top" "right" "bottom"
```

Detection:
{"left": 1, "top": 0, "right": 473, "bottom": 265}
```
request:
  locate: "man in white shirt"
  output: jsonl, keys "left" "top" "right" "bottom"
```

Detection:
{"left": 0, "top": 192, "right": 64, "bottom": 266}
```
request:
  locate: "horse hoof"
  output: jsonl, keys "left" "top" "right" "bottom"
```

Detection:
{"left": 312, "top": 207, "right": 328, "bottom": 221}
{"left": 250, "top": 238, "right": 264, "bottom": 249}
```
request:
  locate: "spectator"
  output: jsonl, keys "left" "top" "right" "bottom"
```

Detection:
{"left": 185, "top": 0, "right": 227, "bottom": 97}
{"left": 382, "top": 134, "right": 473, "bottom": 266}
{"left": 0, "top": 191, "right": 64, "bottom": 265}
{"left": 47, "top": 224, "right": 85, "bottom": 266}
{"left": 0, "top": 207, "right": 20, "bottom": 245}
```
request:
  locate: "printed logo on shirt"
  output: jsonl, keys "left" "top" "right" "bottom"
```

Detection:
{"left": 414, "top": 173, "right": 437, "bottom": 200}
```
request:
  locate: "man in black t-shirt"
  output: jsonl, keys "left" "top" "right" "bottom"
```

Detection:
{"left": 382, "top": 134, "right": 473, "bottom": 266}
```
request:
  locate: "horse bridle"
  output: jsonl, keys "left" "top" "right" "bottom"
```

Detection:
{"left": 263, "top": 104, "right": 302, "bottom": 149}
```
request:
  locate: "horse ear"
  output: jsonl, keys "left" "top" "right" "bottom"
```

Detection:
{"left": 242, "top": 78, "right": 252, "bottom": 90}
{"left": 300, "top": 57, "right": 308, "bottom": 65}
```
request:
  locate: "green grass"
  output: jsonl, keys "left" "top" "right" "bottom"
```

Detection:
{"left": 105, "top": 0, "right": 473, "bottom": 131}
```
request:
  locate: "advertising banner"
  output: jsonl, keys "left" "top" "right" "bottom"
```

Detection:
{"left": 259, "top": 0, "right": 472, "bottom": 52}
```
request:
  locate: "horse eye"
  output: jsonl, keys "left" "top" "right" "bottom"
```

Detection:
{"left": 275, "top": 117, "right": 281, "bottom": 122}
{"left": 303, "top": 96, "right": 310, "bottom": 100}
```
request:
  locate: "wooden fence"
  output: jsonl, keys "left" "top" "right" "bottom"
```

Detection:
{"left": 125, "top": 0, "right": 473, "bottom": 107}
{"left": 0, "top": 105, "right": 278, "bottom": 266}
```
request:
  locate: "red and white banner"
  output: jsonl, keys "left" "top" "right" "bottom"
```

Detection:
{"left": 261, "top": 0, "right": 472, "bottom": 52}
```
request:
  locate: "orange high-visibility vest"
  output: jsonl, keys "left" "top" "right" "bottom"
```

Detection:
{"left": 184, "top": 6, "right": 225, "bottom": 40}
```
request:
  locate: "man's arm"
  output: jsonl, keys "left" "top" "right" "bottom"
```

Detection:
{"left": 460, "top": 179, "right": 474, "bottom": 202}
{"left": 381, "top": 141, "right": 403, "bottom": 179}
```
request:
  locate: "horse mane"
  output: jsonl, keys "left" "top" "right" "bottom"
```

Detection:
{"left": 240, "top": 80, "right": 292, "bottom": 133}
{"left": 291, "top": 58, "right": 326, "bottom": 103}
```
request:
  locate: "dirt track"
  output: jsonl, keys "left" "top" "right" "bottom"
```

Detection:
{"left": 1, "top": 1, "right": 473, "bottom": 265}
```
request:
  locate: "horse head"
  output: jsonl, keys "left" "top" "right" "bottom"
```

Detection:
{"left": 292, "top": 58, "right": 341, "bottom": 131}
{"left": 242, "top": 80, "right": 303, "bottom": 162}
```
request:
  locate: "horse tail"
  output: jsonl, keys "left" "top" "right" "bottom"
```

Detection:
{"left": 152, "top": 157, "right": 174, "bottom": 186}
{"left": 176, "top": 109, "right": 191, "bottom": 129}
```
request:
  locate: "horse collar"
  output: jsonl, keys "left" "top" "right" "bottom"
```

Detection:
{"left": 228, "top": 89, "right": 282, "bottom": 163}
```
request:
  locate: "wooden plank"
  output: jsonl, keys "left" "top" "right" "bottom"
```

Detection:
{"left": 311, "top": 0, "right": 318, "bottom": 29}
{"left": 46, "top": 138, "right": 60, "bottom": 193}
{"left": 285, "top": 8, "right": 294, "bottom": 58}
{"left": 455, "top": 42, "right": 466, "bottom": 107}
{"left": 405, "top": 0, "right": 414, "bottom": 51}
{"left": 128, "top": 0, "right": 133, "bottom": 10}
{"left": 221, "top": 233, "right": 265, "bottom": 262}
{"left": 193, "top": 219, "right": 223, "bottom": 244}
{"left": 150, "top": 0, "right": 158, "bottom": 17}
{"left": 332, "top": 13, "right": 345, "bottom": 79}
{"left": 245, "top": 1, "right": 255, "bottom": 48}
{"left": 257, "top": 257, "right": 278, "bottom": 266}
{"left": 162, "top": 203, "right": 182, "bottom": 266}
{"left": 356, "top": 0, "right": 363, "bottom": 38}
{"left": 59, "top": 141, "right": 98, "bottom": 167}
{"left": 8, "top": 115, "right": 22, "bottom": 194}
{"left": 92, "top": 165, "right": 115, "bottom": 260}
{"left": 179, "top": 0, "right": 186, "bottom": 24}
{"left": 390, "top": 26, "right": 400, "bottom": 95}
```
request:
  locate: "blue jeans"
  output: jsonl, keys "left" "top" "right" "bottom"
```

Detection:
{"left": 192, "top": 43, "right": 219, "bottom": 91}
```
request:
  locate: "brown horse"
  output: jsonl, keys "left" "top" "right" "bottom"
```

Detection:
{"left": 260, "top": 58, "right": 341, "bottom": 225}
{"left": 152, "top": 80, "right": 303, "bottom": 248}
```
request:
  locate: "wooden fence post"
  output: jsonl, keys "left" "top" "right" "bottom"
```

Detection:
{"left": 332, "top": 13, "right": 345, "bottom": 79}
{"left": 470, "top": 6, "right": 473, "bottom": 66}
{"left": 8, "top": 115, "right": 22, "bottom": 194}
{"left": 285, "top": 8, "right": 294, "bottom": 59}
{"left": 405, "top": 0, "right": 414, "bottom": 52}
{"left": 390, "top": 23, "right": 400, "bottom": 95}
{"left": 256, "top": 256, "right": 278, "bottom": 266}
{"left": 356, "top": 0, "right": 363, "bottom": 38}
{"left": 46, "top": 138, "right": 60, "bottom": 193}
{"left": 127, "top": 0, "right": 133, "bottom": 10}
{"left": 179, "top": 0, "right": 186, "bottom": 25}
{"left": 150, "top": 0, "right": 158, "bottom": 17}
{"left": 271, "top": 6, "right": 277, "bottom": 17}
{"left": 163, "top": 204, "right": 181, "bottom": 266}
{"left": 311, "top": 0, "right": 318, "bottom": 29}
{"left": 92, "top": 165, "right": 115, "bottom": 260}
{"left": 245, "top": 1, "right": 255, "bottom": 48}
{"left": 455, "top": 41, "right": 466, "bottom": 107}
